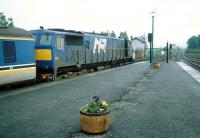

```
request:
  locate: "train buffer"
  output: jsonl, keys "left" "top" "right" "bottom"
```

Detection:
{"left": 0, "top": 61, "right": 200, "bottom": 137}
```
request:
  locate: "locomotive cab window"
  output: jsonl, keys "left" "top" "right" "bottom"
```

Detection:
{"left": 56, "top": 37, "right": 65, "bottom": 50}
{"left": 66, "top": 35, "right": 83, "bottom": 46}
{"left": 40, "top": 34, "right": 52, "bottom": 46}
{"left": 32, "top": 35, "right": 37, "bottom": 41}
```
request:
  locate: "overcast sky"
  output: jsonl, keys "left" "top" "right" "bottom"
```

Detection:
{"left": 1, "top": 0, "right": 200, "bottom": 48}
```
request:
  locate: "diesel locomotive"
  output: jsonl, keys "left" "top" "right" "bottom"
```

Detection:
{"left": 32, "top": 28, "right": 134, "bottom": 80}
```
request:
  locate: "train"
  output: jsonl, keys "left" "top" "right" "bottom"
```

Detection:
{"left": 0, "top": 27, "right": 36, "bottom": 86}
{"left": 0, "top": 27, "right": 135, "bottom": 86}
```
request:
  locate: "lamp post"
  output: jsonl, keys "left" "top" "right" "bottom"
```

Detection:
{"left": 166, "top": 41, "right": 169, "bottom": 63}
{"left": 151, "top": 11, "right": 155, "bottom": 64}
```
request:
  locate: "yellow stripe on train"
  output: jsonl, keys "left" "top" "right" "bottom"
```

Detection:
{"left": 35, "top": 49, "right": 52, "bottom": 61}
{"left": 0, "top": 67, "right": 36, "bottom": 75}
{"left": 0, "top": 36, "right": 34, "bottom": 41}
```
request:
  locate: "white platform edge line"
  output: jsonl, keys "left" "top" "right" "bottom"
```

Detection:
{"left": 177, "top": 62, "right": 200, "bottom": 84}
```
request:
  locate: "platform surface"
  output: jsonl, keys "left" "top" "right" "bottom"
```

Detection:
{"left": 0, "top": 62, "right": 200, "bottom": 138}
{"left": 177, "top": 62, "right": 200, "bottom": 83}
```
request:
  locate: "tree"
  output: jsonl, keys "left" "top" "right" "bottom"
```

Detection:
{"left": 110, "top": 31, "right": 116, "bottom": 38}
{"left": 0, "top": 12, "right": 14, "bottom": 27}
{"left": 119, "top": 31, "right": 128, "bottom": 39}
{"left": 100, "top": 31, "right": 108, "bottom": 36}
{"left": 187, "top": 35, "right": 200, "bottom": 49}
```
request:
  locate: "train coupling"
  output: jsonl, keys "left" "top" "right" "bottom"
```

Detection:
{"left": 40, "top": 74, "right": 53, "bottom": 81}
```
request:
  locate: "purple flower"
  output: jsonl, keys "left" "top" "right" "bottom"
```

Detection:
{"left": 93, "top": 96, "right": 100, "bottom": 102}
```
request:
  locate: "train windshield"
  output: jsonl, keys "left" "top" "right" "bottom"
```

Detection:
{"left": 32, "top": 35, "right": 37, "bottom": 41}
{"left": 40, "top": 34, "right": 52, "bottom": 46}
{"left": 66, "top": 35, "right": 83, "bottom": 46}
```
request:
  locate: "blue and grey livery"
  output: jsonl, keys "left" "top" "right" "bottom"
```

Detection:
{"left": 32, "top": 28, "right": 134, "bottom": 80}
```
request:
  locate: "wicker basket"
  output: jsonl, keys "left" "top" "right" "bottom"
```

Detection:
{"left": 153, "top": 62, "right": 160, "bottom": 69}
{"left": 80, "top": 110, "right": 110, "bottom": 134}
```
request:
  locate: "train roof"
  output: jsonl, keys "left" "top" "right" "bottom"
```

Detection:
{"left": 31, "top": 28, "right": 127, "bottom": 41}
{"left": 83, "top": 32, "right": 126, "bottom": 40}
{"left": 0, "top": 27, "right": 32, "bottom": 37}
{"left": 48, "top": 28, "right": 83, "bottom": 34}
{"left": 31, "top": 29, "right": 84, "bottom": 37}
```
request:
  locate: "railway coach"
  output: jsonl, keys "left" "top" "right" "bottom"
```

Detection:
{"left": 32, "top": 28, "right": 133, "bottom": 80}
{"left": 0, "top": 27, "right": 36, "bottom": 86}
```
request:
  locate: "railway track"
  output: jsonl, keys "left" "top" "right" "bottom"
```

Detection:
{"left": 183, "top": 54, "right": 200, "bottom": 70}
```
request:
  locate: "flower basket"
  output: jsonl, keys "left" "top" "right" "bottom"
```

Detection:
{"left": 80, "top": 109, "right": 110, "bottom": 134}
{"left": 153, "top": 61, "right": 160, "bottom": 69}
{"left": 80, "top": 96, "right": 111, "bottom": 134}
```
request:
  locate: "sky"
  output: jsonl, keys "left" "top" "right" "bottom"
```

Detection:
{"left": 1, "top": 0, "right": 200, "bottom": 48}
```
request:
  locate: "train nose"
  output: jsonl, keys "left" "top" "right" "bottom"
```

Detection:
{"left": 35, "top": 49, "right": 52, "bottom": 61}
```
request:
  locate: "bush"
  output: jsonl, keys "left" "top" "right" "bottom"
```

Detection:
{"left": 185, "top": 48, "right": 200, "bottom": 53}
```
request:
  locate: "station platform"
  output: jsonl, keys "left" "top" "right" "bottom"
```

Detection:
{"left": 98, "top": 62, "right": 200, "bottom": 138}
{"left": 177, "top": 62, "right": 200, "bottom": 83}
{"left": 0, "top": 61, "right": 200, "bottom": 138}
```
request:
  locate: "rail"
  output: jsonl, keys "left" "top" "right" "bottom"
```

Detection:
{"left": 183, "top": 55, "right": 200, "bottom": 69}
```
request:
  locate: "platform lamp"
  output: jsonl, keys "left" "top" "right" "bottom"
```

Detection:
{"left": 150, "top": 11, "right": 156, "bottom": 64}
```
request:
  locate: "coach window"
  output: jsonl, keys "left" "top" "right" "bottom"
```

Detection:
{"left": 56, "top": 37, "right": 65, "bottom": 50}
{"left": 66, "top": 35, "right": 84, "bottom": 46}
{"left": 40, "top": 34, "right": 52, "bottom": 45}
{"left": 3, "top": 41, "right": 16, "bottom": 63}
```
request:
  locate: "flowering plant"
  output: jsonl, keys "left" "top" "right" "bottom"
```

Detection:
{"left": 81, "top": 96, "right": 110, "bottom": 113}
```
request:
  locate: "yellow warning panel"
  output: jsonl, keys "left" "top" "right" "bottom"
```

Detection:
{"left": 35, "top": 49, "right": 52, "bottom": 61}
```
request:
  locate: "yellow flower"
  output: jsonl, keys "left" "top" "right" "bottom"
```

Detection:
{"left": 101, "top": 100, "right": 108, "bottom": 107}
